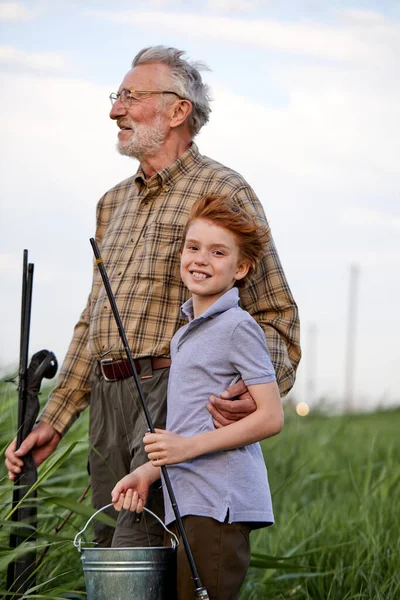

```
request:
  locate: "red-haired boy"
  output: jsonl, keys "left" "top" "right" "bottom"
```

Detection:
{"left": 112, "top": 195, "right": 283, "bottom": 599}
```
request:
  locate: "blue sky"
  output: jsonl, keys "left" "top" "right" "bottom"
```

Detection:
{"left": 1, "top": 0, "right": 399, "bottom": 411}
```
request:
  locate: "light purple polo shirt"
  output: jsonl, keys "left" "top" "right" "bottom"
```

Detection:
{"left": 162, "top": 287, "right": 276, "bottom": 528}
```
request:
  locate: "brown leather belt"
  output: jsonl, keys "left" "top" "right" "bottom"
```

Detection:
{"left": 100, "top": 357, "right": 171, "bottom": 381}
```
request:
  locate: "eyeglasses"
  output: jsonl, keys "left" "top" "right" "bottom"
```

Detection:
{"left": 109, "top": 89, "right": 185, "bottom": 108}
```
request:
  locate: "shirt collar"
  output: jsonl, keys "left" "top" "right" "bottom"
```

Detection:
{"left": 180, "top": 287, "right": 240, "bottom": 322}
{"left": 134, "top": 142, "right": 201, "bottom": 192}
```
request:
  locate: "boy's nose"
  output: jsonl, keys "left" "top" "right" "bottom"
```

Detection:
{"left": 195, "top": 253, "right": 209, "bottom": 265}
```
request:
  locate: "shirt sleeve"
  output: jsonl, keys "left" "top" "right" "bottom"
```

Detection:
{"left": 39, "top": 192, "right": 112, "bottom": 436}
{"left": 40, "top": 297, "right": 93, "bottom": 435}
{"left": 231, "top": 185, "right": 301, "bottom": 397}
{"left": 229, "top": 318, "right": 276, "bottom": 386}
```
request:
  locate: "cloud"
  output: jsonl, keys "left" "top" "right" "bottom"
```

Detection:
{"left": 340, "top": 9, "right": 388, "bottom": 26}
{"left": 0, "top": 1, "right": 34, "bottom": 21}
{"left": 288, "top": 247, "right": 400, "bottom": 269}
{"left": 1, "top": 6, "right": 400, "bottom": 402}
{"left": 203, "top": 59, "right": 400, "bottom": 192}
{"left": 1, "top": 66, "right": 398, "bottom": 279}
{"left": 340, "top": 206, "right": 400, "bottom": 233}
{"left": 0, "top": 253, "right": 54, "bottom": 282}
{"left": 0, "top": 72, "right": 130, "bottom": 210}
{"left": 85, "top": 9, "right": 399, "bottom": 63}
{"left": 205, "top": 0, "right": 263, "bottom": 13}
{"left": 0, "top": 45, "right": 73, "bottom": 72}
{"left": 0, "top": 71, "right": 134, "bottom": 372}
{"left": 0, "top": 253, "right": 20, "bottom": 273}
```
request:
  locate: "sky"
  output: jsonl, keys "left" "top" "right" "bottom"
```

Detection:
{"left": 0, "top": 0, "right": 399, "bottom": 411}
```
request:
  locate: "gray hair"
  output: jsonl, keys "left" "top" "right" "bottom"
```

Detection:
{"left": 132, "top": 46, "right": 212, "bottom": 136}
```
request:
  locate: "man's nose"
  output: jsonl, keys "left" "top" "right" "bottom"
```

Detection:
{"left": 110, "top": 99, "right": 127, "bottom": 120}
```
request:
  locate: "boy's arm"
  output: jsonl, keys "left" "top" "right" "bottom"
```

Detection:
{"left": 144, "top": 380, "right": 283, "bottom": 466}
{"left": 111, "top": 461, "right": 161, "bottom": 512}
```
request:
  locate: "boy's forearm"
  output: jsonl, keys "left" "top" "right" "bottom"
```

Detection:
{"left": 189, "top": 404, "right": 283, "bottom": 459}
{"left": 138, "top": 460, "right": 161, "bottom": 484}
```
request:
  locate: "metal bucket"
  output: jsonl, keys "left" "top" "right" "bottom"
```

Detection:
{"left": 73, "top": 503, "right": 178, "bottom": 600}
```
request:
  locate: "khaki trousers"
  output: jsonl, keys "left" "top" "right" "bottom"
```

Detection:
{"left": 88, "top": 359, "right": 169, "bottom": 547}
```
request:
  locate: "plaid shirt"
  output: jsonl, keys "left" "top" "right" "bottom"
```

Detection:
{"left": 41, "top": 143, "right": 301, "bottom": 435}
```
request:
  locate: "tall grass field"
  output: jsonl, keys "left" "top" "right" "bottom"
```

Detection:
{"left": 1, "top": 380, "right": 399, "bottom": 599}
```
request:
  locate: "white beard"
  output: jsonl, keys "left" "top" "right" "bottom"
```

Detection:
{"left": 117, "top": 114, "right": 167, "bottom": 161}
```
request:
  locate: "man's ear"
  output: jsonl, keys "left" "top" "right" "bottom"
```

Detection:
{"left": 234, "top": 261, "right": 250, "bottom": 282}
{"left": 170, "top": 99, "right": 193, "bottom": 129}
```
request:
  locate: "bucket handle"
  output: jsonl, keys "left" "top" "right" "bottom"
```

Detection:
{"left": 73, "top": 503, "right": 179, "bottom": 551}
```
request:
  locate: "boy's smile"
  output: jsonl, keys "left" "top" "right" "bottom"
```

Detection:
{"left": 180, "top": 218, "right": 249, "bottom": 316}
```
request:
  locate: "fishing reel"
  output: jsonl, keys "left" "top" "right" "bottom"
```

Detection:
{"left": 26, "top": 349, "right": 58, "bottom": 392}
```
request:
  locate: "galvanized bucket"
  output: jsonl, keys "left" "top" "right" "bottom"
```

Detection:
{"left": 73, "top": 503, "right": 178, "bottom": 600}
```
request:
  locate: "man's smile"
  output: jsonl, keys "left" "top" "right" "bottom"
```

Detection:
{"left": 117, "top": 124, "right": 134, "bottom": 140}
{"left": 117, "top": 119, "right": 134, "bottom": 132}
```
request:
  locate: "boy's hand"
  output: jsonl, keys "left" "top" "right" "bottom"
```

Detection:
{"left": 144, "top": 429, "right": 192, "bottom": 465}
{"left": 113, "top": 488, "right": 144, "bottom": 514}
{"left": 207, "top": 379, "right": 257, "bottom": 428}
{"left": 111, "top": 462, "right": 158, "bottom": 513}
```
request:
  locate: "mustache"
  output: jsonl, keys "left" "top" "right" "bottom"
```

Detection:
{"left": 117, "top": 118, "right": 135, "bottom": 129}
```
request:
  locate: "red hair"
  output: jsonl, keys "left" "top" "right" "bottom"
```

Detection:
{"left": 183, "top": 194, "right": 270, "bottom": 284}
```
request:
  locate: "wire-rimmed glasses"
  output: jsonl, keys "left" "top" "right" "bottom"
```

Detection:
{"left": 109, "top": 89, "right": 186, "bottom": 108}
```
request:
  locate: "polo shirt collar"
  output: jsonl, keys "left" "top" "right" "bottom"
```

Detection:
{"left": 181, "top": 288, "right": 240, "bottom": 323}
{"left": 134, "top": 142, "right": 201, "bottom": 192}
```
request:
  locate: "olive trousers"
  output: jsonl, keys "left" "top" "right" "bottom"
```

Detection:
{"left": 88, "top": 359, "right": 169, "bottom": 547}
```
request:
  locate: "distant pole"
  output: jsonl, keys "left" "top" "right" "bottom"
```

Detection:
{"left": 305, "top": 323, "right": 317, "bottom": 405}
{"left": 344, "top": 265, "right": 360, "bottom": 412}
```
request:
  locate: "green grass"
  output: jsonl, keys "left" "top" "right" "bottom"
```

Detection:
{"left": 0, "top": 382, "right": 93, "bottom": 599}
{"left": 1, "top": 380, "right": 399, "bottom": 599}
{"left": 243, "top": 409, "right": 400, "bottom": 599}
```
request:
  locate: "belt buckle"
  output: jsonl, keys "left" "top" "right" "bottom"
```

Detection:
{"left": 100, "top": 358, "right": 118, "bottom": 382}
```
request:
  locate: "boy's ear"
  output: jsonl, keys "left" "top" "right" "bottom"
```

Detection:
{"left": 234, "top": 261, "right": 250, "bottom": 282}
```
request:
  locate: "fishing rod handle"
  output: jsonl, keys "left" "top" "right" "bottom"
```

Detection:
{"left": 195, "top": 590, "right": 210, "bottom": 599}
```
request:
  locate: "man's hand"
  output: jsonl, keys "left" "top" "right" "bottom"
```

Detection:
{"left": 5, "top": 421, "right": 61, "bottom": 480}
{"left": 144, "top": 429, "right": 192, "bottom": 466}
{"left": 207, "top": 379, "right": 257, "bottom": 428}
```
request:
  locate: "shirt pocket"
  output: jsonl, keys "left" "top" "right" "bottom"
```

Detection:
{"left": 138, "top": 222, "right": 184, "bottom": 282}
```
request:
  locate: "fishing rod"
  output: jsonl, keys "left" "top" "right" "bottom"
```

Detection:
{"left": 90, "top": 237, "right": 209, "bottom": 600}
{"left": 7, "top": 250, "right": 58, "bottom": 595}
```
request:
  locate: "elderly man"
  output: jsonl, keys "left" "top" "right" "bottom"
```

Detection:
{"left": 6, "top": 46, "right": 300, "bottom": 548}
